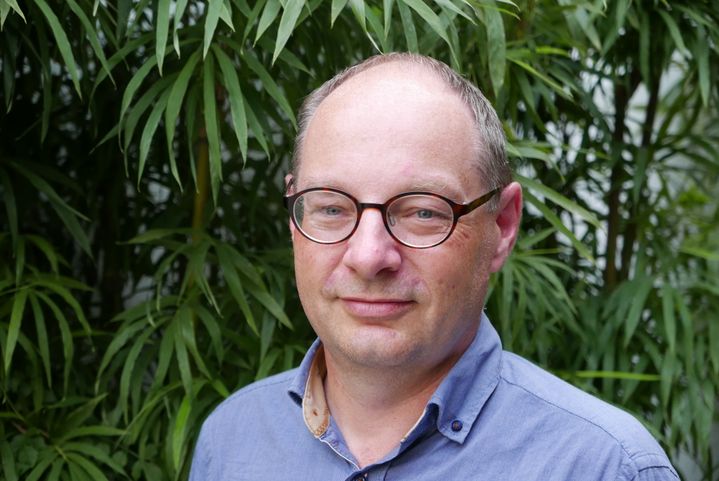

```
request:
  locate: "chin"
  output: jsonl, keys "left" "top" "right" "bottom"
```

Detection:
{"left": 339, "top": 331, "right": 421, "bottom": 368}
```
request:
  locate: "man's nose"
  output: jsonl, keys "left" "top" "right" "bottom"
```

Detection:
{"left": 342, "top": 208, "right": 402, "bottom": 279}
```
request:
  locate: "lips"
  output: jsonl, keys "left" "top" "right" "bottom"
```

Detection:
{"left": 340, "top": 297, "right": 415, "bottom": 319}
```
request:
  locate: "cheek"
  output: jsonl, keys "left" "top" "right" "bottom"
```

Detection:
{"left": 293, "top": 240, "right": 344, "bottom": 287}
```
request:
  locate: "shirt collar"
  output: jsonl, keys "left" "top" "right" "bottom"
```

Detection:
{"left": 287, "top": 313, "right": 503, "bottom": 444}
{"left": 427, "top": 312, "right": 503, "bottom": 443}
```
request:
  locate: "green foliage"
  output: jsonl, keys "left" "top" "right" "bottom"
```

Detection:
{"left": 1, "top": 0, "right": 718, "bottom": 479}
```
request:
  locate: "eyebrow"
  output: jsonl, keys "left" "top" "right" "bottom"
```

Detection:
{"left": 296, "top": 176, "right": 466, "bottom": 200}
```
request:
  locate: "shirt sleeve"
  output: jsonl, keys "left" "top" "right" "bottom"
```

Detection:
{"left": 624, "top": 453, "right": 680, "bottom": 481}
{"left": 630, "top": 466, "right": 680, "bottom": 481}
{"left": 189, "top": 421, "right": 213, "bottom": 481}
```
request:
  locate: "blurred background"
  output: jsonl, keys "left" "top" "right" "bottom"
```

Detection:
{"left": 0, "top": 0, "right": 718, "bottom": 479}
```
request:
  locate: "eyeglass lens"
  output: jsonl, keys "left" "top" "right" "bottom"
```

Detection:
{"left": 292, "top": 191, "right": 455, "bottom": 247}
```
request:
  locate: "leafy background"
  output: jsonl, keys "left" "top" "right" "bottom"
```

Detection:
{"left": 1, "top": 0, "right": 718, "bottom": 479}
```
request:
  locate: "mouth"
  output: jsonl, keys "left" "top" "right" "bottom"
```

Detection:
{"left": 340, "top": 297, "right": 415, "bottom": 319}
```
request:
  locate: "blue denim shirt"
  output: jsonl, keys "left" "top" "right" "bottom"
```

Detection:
{"left": 189, "top": 315, "right": 677, "bottom": 481}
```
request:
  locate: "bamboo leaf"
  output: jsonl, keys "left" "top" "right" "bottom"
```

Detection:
{"left": 348, "top": 0, "right": 366, "bottom": 33}
{"left": 383, "top": 0, "right": 394, "bottom": 36}
{"left": 96, "top": 320, "right": 147, "bottom": 382}
{"left": 35, "top": 292, "right": 74, "bottom": 391}
{"left": 710, "top": 307, "right": 719, "bottom": 375}
{"left": 91, "top": 33, "right": 153, "bottom": 98}
{"left": 28, "top": 293, "right": 52, "bottom": 386}
{"left": 523, "top": 190, "right": 595, "bottom": 262}
{"left": 661, "top": 284, "right": 677, "bottom": 354}
{"left": 256, "top": 347, "right": 281, "bottom": 380}
{"left": 125, "top": 227, "right": 191, "bottom": 244}
{"left": 694, "top": 27, "right": 710, "bottom": 106}
{"left": 64, "top": 442, "right": 124, "bottom": 474}
{"left": 245, "top": 284, "right": 292, "bottom": 329}
{"left": 65, "top": 0, "right": 115, "bottom": 85}
{"left": 216, "top": 244, "right": 258, "bottom": 333}
{"left": 397, "top": 0, "right": 418, "bottom": 52}
{"left": 0, "top": 2, "right": 11, "bottom": 29}
{"left": 509, "top": 58, "right": 571, "bottom": 99}
{"left": 483, "top": 3, "right": 506, "bottom": 96}
{"left": 26, "top": 235, "right": 60, "bottom": 274}
{"left": 155, "top": 0, "right": 171, "bottom": 74}
{"left": 34, "top": 0, "right": 82, "bottom": 97}
{"left": 220, "top": 0, "right": 235, "bottom": 30}
{"left": 243, "top": 95, "right": 270, "bottom": 154}
{"left": 0, "top": 440, "right": 18, "bottom": 481}
{"left": 24, "top": 453, "right": 55, "bottom": 481}
{"left": 120, "top": 58, "right": 157, "bottom": 121}
{"left": 0, "top": 168, "right": 18, "bottom": 252}
{"left": 123, "top": 74, "right": 177, "bottom": 158}
{"left": 433, "top": 0, "right": 472, "bottom": 22}
{"left": 62, "top": 426, "right": 126, "bottom": 440}
{"left": 151, "top": 322, "right": 176, "bottom": 390}
{"left": 657, "top": 9, "right": 689, "bottom": 56}
{"left": 638, "top": 9, "right": 650, "bottom": 86}
{"left": 119, "top": 328, "right": 153, "bottom": 417}
{"left": 138, "top": 89, "right": 172, "bottom": 185}
{"left": 623, "top": 275, "right": 653, "bottom": 346}
{"left": 242, "top": 51, "right": 297, "bottom": 128}
{"left": 516, "top": 174, "right": 601, "bottom": 229}
{"left": 45, "top": 460, "right": 62, "bottom": 481}
{"left": 572, "top": 370, "right": 661, "bottom": 381}
{"left": 173, "top": 309, "right": 194, "bottom": 395}
{"left": 202, "top": 53, "right": 222, "bottom": 204}
{"left": 165, "top": 49, "right": 202, "bottom": 188}
{"left": 203, "top": 0, "right": 223, "bottom": 58}
{"left": 172, "top": 390, "right": 193, "bottom": 470}
{"left": 194, "top": 304, "right": 224, "bottom": 362}
{"left": 679, "top": 245, "right": 719, "bottom": 261}
{"left": 256, "top": 0, "right": 281, "bottom": 43}
{"left": 273, "top": 0, "right": 304, "bottom": 64}
{"left": 173, "top": 0, "right": 189, "bottom": 56}
{"left": 4, "top": 287, "right": 28, "bottom": 374}
{"left": 332, "top": 0, "right": 350, "bottom": 26}
{"left": 212, "top": 46, "right": 249, "bottom": 160}
{"left": 3, "top": 0, "right": 25, "bottom": 23}
{"left": 400, "top": 0, "right": 455, "bottom": 61}
{"left": 66, "top": 453, "right": 109, "bottom": 481}
{"left": 34, "top": 278, "right": 91, "bottom": 334}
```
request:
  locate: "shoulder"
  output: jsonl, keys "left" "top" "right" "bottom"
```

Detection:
{"left": 497, "top": 351, "right": 678, "bottom": 480}
{"left": 203, "top": 368, "right": 299, "bottom": 431}
{"left": 189, "top": 369, "right": 300, "bottom": 480}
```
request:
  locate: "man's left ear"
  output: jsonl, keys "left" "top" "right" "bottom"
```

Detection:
{"left": 490, "top": 181, "right": 522, "bottom": 273}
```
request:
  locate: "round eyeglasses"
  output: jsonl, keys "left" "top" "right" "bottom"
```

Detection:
{"left": 284, "top": 187, "right": 501, "bottom": 249}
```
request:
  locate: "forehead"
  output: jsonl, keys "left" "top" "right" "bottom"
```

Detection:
{"left": 298, "top": 63, "right": 482, "bottom": 198}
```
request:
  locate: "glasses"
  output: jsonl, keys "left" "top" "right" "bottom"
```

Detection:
{"left": 284, "top": 186, "right": 501, "bottom": 249}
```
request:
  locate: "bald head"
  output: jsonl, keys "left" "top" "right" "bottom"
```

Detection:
{"left": 291, "top": 53, "right": 511, "bottom": 198}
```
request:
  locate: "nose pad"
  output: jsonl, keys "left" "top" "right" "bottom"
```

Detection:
{"left": 387, "top": 212, "right": 397, "bottom": 227}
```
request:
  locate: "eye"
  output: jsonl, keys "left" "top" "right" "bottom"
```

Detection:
{"left": 322, "top": 206, "right": 343, "bottom": 216}
{"left": 416, "top": 209, "right": 435, "bottom": 219}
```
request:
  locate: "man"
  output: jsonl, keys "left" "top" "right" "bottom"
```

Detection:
{"left": 190, "top": 53, "right": 677, "bottom": 480}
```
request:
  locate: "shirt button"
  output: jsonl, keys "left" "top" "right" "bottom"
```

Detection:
{"left": 355, "top": 475, "right": 367, "bottom": 481}
{"left": 451, "top": 420, "right": 463, "bottom": 432}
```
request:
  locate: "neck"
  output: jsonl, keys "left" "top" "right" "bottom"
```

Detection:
{"left": 322, "top": 347, "right": 467, "bottom": 468}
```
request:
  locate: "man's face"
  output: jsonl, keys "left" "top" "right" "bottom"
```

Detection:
{"left": 291, "top": 64, "right": 509, "bottom": 373}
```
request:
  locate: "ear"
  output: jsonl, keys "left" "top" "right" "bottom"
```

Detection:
{"left": 284, "top": 174, "right": 296, "bottom": 237}
{"left": 489, "top": 181, "right": 522, "bottom": 273}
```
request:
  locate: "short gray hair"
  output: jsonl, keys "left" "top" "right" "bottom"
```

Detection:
{"left": 291, "top": 52, "right": 511, "bottom": 199}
